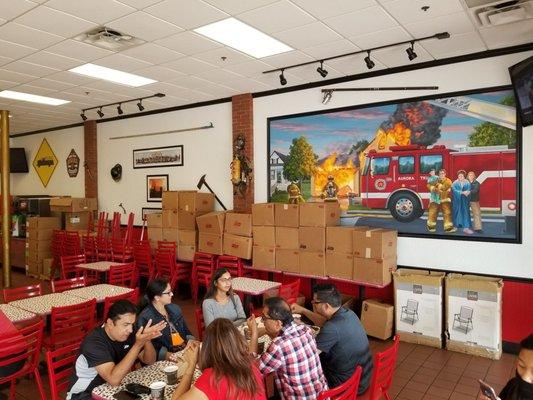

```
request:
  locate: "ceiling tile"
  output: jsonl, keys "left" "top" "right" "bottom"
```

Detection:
{"left": 421, "top": 31, "right": 486, "bottom": 58}
{"left": 222, "top": 77, "right": 272, "bottom": 92}
{"left": 155, "top": 31, "right": 221, "bottom": 55}
{"left": 193, "top": 83, "right": 237, "bottom": 98}
{"left": 192, "top": 47, "right": 253, "bottom": 66}
{"left": 92, "top": 53, "right": 153, "bottom": 71}
{"left": 2, "top": 60, "right": 58, "bottom": 77}
{"left": 291, "top": 0, "right": 377, "bottom": 19}
{"left": 162, "top": 57, "right": 218, "bottom": 75}
{"left": 0, "top": 18, "right": 5, "bottom": 25}
{"left": 22, "top": 51, "right": 82, "bottom": 70}
{"left": 14, "top": 6, "right": 98, "bottom": 37}
{"left": 130, "top": 65, "right": 186, "bottom": 81}
{"left": 141, "top": 81, "right": 190, "bottom": 97}
{"left": 478, "top": 20, "right": 533, "bottom": 50}
{"left": 120, "top": 43, "right": 184, "bottom": 64}
{"left": 11, "top": 83, "right": 57, "bottom": 95}
{"left": 202, "top": 0, "right": 278, "bottom": 15}
{"left": 0, "top": 69, "right": 37, "bottom": 83}
{"left": 46, "top": 0, "right": 136, "bottom": 25}
{"left": 167, "top": 75, "right": 214, "bottom": 90}
{"left": 238, "top": 0, "right": 315, "bottom": 34}
{"left": 180, "top": 88, "right": 215, "bottom": 102}
{"left": 27, "top": 77, "right": 76, "bottom": 91}
{"left": 197, "top": 68, "right": 244, "bottom": 83}
{"left": 261, "top": 50, "right": 314, "bottom": 69}
{"left": 302, "top": 39, "right": 360, "bottom": 60}
{"left": 349, "top": 26, "right": 412, "bottom": 50}
{"left": 46, "top": 39, "right": 114, "bottom": 61}
{"left": 275, "top": 21, "right": 342, "bottom": 49}
{"left": 145, "top": 0, "right": 228, "bottom": 29}
{"left": 0, "top": 39, "right": 37, "bottom": 59}
{"left": 0, "top": 55, "right": 13, "bottom": 66}
{"left": 223, "top": 59, "right": 274, "bottom": 77}
{"left": 324, "top": 6, "right": 398, "bottom": 38}
{"left": 46, "top": 70, "right": 96, "bottom": 86}
{"left": 114, "top": 0, "right": 163, "bottom": 9}
{"left": 0, "top": 0, "right": 38, "bottom": 21}
{"left": 107, "top": 11, "right": 183, "bottom": 41}
{"left": 404, "top": 12, "right": 475, "bottom": 38}
{"left": 0, "top": 23, "right": 64, "bottom": 49}
{"left": 372, "top": 42, "right": 433, "bottom": 67}
{"left": 0, "top": 78, "right": 20, "bottom": 89}
{"left": 380, "top": 0, "right": 464, "bottom": 25}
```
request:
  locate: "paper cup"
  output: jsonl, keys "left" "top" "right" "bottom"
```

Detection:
{"left": 164, "top": 365, "right": 179, "bottom": 385}
{"left": 149, "top": 381, "right": 166, "bottom": 400}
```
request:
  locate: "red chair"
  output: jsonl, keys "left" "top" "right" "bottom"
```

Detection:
{"left": 43, "top": 298, "right": 96, "bottom": 352}
{"left": 2, "top": 283, "right": 42, "bottom": 303}
{"left": 111, "top": 238, "right": 133, "bottom": 263}
{"left": 195, "top": 308, "right": 205, "bottom": 341}
{"left": 102, "top": 288, "right": 140, "bottom": 322}
{"left": 46, "top": 343, "right": 80, "bottom": 400}
{"left": 318, "top": 365, "right": 362, "bottom": 400}
{"left": 108, "top": 262, "right": 136, "bottom": 288}
{"left": 60, "top": 254, "right": 86, "bottom": 279}
{"left": 0, "top": 318, "right": 46, "bottom": 400}
{"left": 82, "top": 235, "right": 97, "bottom": 262}
{"left": 51, "top": 230, "right": 67, "bottom": 279}
{"left": 216, "top": 255, "right": 243, "bottom": 277}
{"left": 96, "top": 236, "right": 111, "bottom": 261}
{"left": 64, "top": 231, "right": 82, "bottom": 256}
{"left": 134, "top": 241, "right": 155, "bottom": 282}
{"left": 362, "top": 335, "right": 400, "bottom": 400}
{"left": 192, "top": 252, "right": 216, "bottom": 303}
{"left": 157, "top": 240, "right": 177, "bottom": 255}
{"left": 157, "top": 242, "right": 192, "bottom": 281}
{"left": 278, "top": 279, "right": 300, "bottom": 304}
{"left": 51, "top": 276, "right": 86, "bottom": 293}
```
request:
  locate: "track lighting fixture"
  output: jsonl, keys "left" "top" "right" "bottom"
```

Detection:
{"left": 80, "top": 112, "right": 87, "bottom": 121}
{"left": 117, "top": 103, "right": 124, "bottom": 115}
{"left": 79, "top": 93, "right": 164, "bottom": 121}
{"left": 137, "top": 100, "right": 145, "bottom": 111}
{"left": 97, "top": 107, "right": 104, "bottom": 118}
{"left": 364, "top": 51, "right": 375, "bottom": 70}
{"left": 322, "top": 89, "right": 333, "bottom": 105}
{"left": 317, "top": 61, "right": 328, "bottom": 78}
{"left": 279, "top": 69, "right": 287, "bottom": 86}
{"left": 406, "top": 41, "right": 417, "bottom": 61}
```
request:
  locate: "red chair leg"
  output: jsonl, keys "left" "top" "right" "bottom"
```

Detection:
{"left": 34, "top": 368, "right": 47, "bottom": 400}
{"left": 9, "top": 380, "right": 16, "bottom": 400}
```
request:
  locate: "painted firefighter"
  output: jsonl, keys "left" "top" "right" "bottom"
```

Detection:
{"left": 287, "top": 182, "right": 305, "bottom": 204}
{"left": 427, "top": 169, "right": 456, "bottom": 233}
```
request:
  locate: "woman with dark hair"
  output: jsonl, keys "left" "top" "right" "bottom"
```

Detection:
{"left": 171, "top": 318, "right": 266, "bottom": 400}
{"left": 202, "top": 268, "right": 246, "bottom": 327}
{"left": 137, "top": 278, "right": 195, "bottom": 361}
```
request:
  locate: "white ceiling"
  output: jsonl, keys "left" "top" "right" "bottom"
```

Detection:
{"left": 0, "top": 0, "right": 531, "bottom": 134}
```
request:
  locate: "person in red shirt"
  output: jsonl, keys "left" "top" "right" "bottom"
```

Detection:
{"left": 172, "top": 318, "right": 266, "bottom": 400}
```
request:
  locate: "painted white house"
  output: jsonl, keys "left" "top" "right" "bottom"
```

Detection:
{"left": 269, "top": 150, "right": 290, "bottom": 193}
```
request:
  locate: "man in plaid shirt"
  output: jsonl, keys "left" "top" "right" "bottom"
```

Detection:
{"left": 248, "top": 297, "right": 328, "bottom": 399}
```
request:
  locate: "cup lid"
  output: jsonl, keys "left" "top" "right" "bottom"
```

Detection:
{"left": 150, "top": 381, "right": 166, "bottom": 389}
{"left": 164, "top": 365, "right": 179, "bottom": 372}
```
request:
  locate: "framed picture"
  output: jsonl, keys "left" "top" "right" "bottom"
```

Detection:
{"left": 133, "top": 145, "right": 183, "bottom": 169}
{"left": 146, "top": 174, "right": 169, "bottom": 202}
{"left": 142, "top": 207, "right": 162, "bottom": 221}
{"left": 268, "top": 86, "right": 521, "bottom": 243}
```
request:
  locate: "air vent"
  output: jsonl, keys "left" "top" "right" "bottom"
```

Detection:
{"left": 74, "top": 27, "right": 145, "bottom": 51}
{"left": 462, "top": 0, "right": 533, "bottom": 26}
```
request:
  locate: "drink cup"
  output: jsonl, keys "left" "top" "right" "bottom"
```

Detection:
{"left": 164, "top": 365, "right": 179, "bottom": 385}
{"left": 149, "top": 381, "right": 166, "bottom": 400}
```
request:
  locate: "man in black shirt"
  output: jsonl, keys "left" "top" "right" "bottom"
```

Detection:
{"left": 67, "top": 300, "right": 166, "bottom": 399}
{"left": 467, "top": 171, "right": 483, "bottom": 233}
{"left": 291, "top": 284, "right": 373, "bottom": 394}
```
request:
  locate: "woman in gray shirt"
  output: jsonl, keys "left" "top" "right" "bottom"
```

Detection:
{"left": 202, "top": 268, "right": 246, "bottom": 327}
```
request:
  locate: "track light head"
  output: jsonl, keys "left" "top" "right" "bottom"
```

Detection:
{"left": 406, "top": 42, "right": 417, "bottom": 61}
{"left": 80, "top": 112, "right": 87, "bottom": 121}
{"left": 279, "top": 69, "right": 287, "bottom": 86}
{"left": 322, "top": 90, "right": 333, "bottom": 105}
{"left": 117, "top": 103, "right": 124, "bottom": 115}
{"left": 364, "top": 51, "right": 375, "bottom": 70}
{"left": 97, "top": 107, "right": 104, "bottom": 118}
{"left": 317, "top": 61, "right": 328, "bottom": 78}
{"left": 137, "top": 100, "right": 145, "bottom": 111}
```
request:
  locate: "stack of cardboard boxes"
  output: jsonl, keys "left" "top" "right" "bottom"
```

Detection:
{"left": 325, "top": 226, "right": 362, "bottom": 280}
{"left": 274, "top": 203, "right": 300, "bottom": 273}
{"left": 49, "top": 197, "right": 97, "bottom": 232}
{"left": 353, "top": 228, "right": 397, "bottom": 286}
{"left": 197, "top": 211, "right": 226, "bottom": 255}
{"left": 223, "top": 212, "right": 253, "bottom": 259}
{"left": 26, "top": 216, "right": 60, "bottom": 278}
{"left": 252, "top": 204, "right": 276, "bottom": 268}
{"left": 146, "top": 213, "right": 163, "bottom": 249}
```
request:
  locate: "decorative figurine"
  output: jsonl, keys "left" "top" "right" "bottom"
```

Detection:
{"left": 287, "top": 181, "right": 305, "bottom": 204}
{"left": 230, "top": 135, "right": 253, "bottom": 196}
{"left": 322, "top": 175, "right": 339, "bottom": 202}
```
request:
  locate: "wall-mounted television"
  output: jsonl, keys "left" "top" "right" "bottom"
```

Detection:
{"left": 509, "top": 55, "right": 533, "bottom": 127}
{"left": 10, "top": 148, "right": 29, "bottom": 173}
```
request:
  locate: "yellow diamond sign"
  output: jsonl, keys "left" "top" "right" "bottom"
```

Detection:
{"left": 33, "top": 138, "right": 58, "bottom": 187}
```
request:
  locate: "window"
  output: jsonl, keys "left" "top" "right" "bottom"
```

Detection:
{"left": 361, "top": 157, "right": 370, "bottom": 176}
{"left": 271, "top": 158, "right": 275, "bottom": 164}
{"left": 420, "top": 155, "right": 443, "bottom": 174}
{"left": 371, "top": 157, "right": 390, "bottom": 175}
{"left": 399, "top": 156, "right": 415, "bottom": 174}
{"left": 277, "top": 171, "right": 282, "bottom": 183}
{"left": 270, "top": 170, "right": 275, "bottom": 180}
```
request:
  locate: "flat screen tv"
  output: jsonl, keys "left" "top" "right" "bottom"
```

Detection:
{"left": 509, "top": 55, "right": 533, "bottom": 127}
{"left": 10, "top": 148, "right": 29, "bottom": 173}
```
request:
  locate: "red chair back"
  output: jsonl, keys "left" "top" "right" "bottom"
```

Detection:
{"left": 2, "top": 283, "right": 42, "bottom": 303}
{"left": 155, "top": 249, "right": 176, "bottom": 280}
{"left": 366, "top": 335, "right": 400, "bottom": 400}
{"left": 64, "top": 231, "right": 81, "bottom": 256}
{"left": 51, "top": 276, "right": 86, "bottom": 293}
{"left": 192, "top": 252, "right": 217, "bottom": 303}
{"left": 216, "top": 255, "right": 243, "bottom": 277}
{"left": 46, "top": 343, "right": 80, "bottom": 400}
{"left": 195, "top": 308, "right": 205, "bottom": 341}
{"left": 134, "top": 241, "right": 154, "bottom": 281}
{"left": 60, "top": 254, "right": 86, "bottom": 279}
{"left": 278, "top": 279, "right": 300, "bottom": 304}
{"left": 318, "top": 365, "right": 362, "bottom": 400}
{"left": 108, "top": 262, "right": 136, "bottom": 288}
{"left": 158, "top": 241, "right": 177, "bottom": 257}
{"left": 96, "top": 237, "right": 111, "bottom": 261}
{"left": 102, "top": 288, "right": 139, "bottom": 321}
{"left": 111, "top": 238, "right": 133, "bottom": 263}
{"left": 82, "top": 235, "right": 97, "bottom": 262}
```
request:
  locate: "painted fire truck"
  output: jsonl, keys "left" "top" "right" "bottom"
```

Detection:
{"left": 360, "top": 144, "right": 517, "bottom": 222}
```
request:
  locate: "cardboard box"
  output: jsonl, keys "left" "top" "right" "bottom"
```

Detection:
{"left": 224, "top": 212, "right": 252, "bottom": 237}
{"left": 445, "top": 274, "right": 503, "bottom": 360}
{"left": 41, "top": 258, "right": 54, "bottom": 279}
{"left": 276, "top": 249, "right": 299, "bottom": 273}
{"left": 26, "top": 260, "right": 41, "bottom": 276}
{"left": 274, "top": 203, "right": 299, "bottom": 227}
{"left": 298, "top": 226, "right": 325, "bottom": 252}
{"left": 326, "top": 226, "right": 367, "bottom": 254}
{"left": 275, "top": 227, "right": 299, "bottom": 250}
{"left": 325, "top": 251, "right": 353, "bottom": 280}
{"left": 177, "top": 210, "right": 196, "bottom": 230}
{"left": 196, "top": 212, "right": 225, "bottom": 234}
{"left": 26, "top": 239, "right": 51, "bottom": 254}
{"left": 65, "top": 212, "right": 90, "bottom": 231}
{"left": 299, "top": 251, "right": 326, "bottom": 277}
{"left": 27, "top": 250, "right": 52, "bottom": 263}
{"left": 26, "top": 217, "right": 60, "bottom": 231}
{"left": 50, "top": 197, "right": 97, "bottom": 212}
{"left": 393, "top": 269, "right": 445, "bottom": 348}
{"left": 198, "top": 232, "right": 223, "bottom": 255}
{"left": 162, "top": 191, "right": 179, "bottom": 210}
{"left": 146, "top": 213, "right": 163, "bottom": 228}
{"left": 162, "top": 228, "right": 179, "bottom": 243}
{"left": 178, "top": 245, "right": 196, "bottom": 262}
{"left": 253, "top": 226, "right": 276, "bottom": 247}
{"left": 252, "top": 203, "right": 275, "bottom": 226}
{"left": 26, "top": 229, "right": 54, "bottom": 241}
{"left": 162, "top": 210, "right": 178, "bottom": 229}
{"left": 178, "top": 191, "right": 214, "bottom": 214}
{"left": 361, "top": 299, "right": 394, "bottom": 340}
{"left": 299, "top": 202, "right": 340, "bottom": 227}
{"left": 354, "top": 257, "right": 396, "bottom": 286}
{"left": 252, "top": 246, "right": 276, "bottom": 269}
{"left": 353, "top": 228, "right": 397, "bottom": 259}
{"left": 223, "top": 233, "right": 253, "bottom": 259}
{"left": 148, "top": 227, "right": 163, "bottom": 244}
{"left": 178, "top": 230, "right": 197, "bottom": 246}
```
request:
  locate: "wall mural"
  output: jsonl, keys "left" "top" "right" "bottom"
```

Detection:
{"left": 268, "top": 86, "right": 520, "bottom": 243}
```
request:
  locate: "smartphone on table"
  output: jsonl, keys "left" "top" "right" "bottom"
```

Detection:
{"left": 113, "top": 390, "right": 140, "bottom": 400}
{"left": 478, "top": 379, "right": 499, "bottom": 400}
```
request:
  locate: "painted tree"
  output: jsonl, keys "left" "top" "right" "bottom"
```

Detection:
{"left": 283, "top": 136, "right": 317, "bottom": 184}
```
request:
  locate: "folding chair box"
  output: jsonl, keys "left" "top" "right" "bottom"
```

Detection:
{"left": 298, "top": 227, "right": 325, "bottom": 252}
{"left": 445, "top": 274, "right": 503, "bottom": 360}
{"left": 198, "top": 232, "right": 223, "bottom": 255}
{"left": 353, "top": 228, "right": 397, "bottom": 259}
{"left": 353, "top": 257, "right": 396, "bottom": 286}
{"left": 275, "top": 227, "right": 299, "bottom": 250}
{"left": 26, "top": 217, "right": 60, "bottom": 231}
{"left": 299, "top": 251, "right": 325, "bottom": 277}
{"left": 162, "top": 191, "right": 179, "bottom": 210}
{"left": 146, "top": 213, "right": 163, "bottom": 228}
{"left": 252, "top": 246, "right": 276, "bottom": 269}
{"left": 276, "top": 249, "right": 299, "bottom": 273}
{"left": 299, "top": 202, "right": 340, "bottom": 227}
{"left": 196, "top": 212, "right": 225, "bottom": 234}
{"left": 361, "top": 299, "right": 394, "bottom": 340}
{"left": 393, "top": 269, "right": 445, "bottom": 348}
{"left": 252, "top": 203, "right": 275, "bottom": 226}
{"left": 253, "top": 226, "right": 276, "bottom": 247}
{"left": 223, "top": 233, "right": 253, "bottom": 259}
{"left": 325, "top": 251, "right": 353, "bottom": 280}
{"left": 224, "top": 212, "right": 252, "bottom": 237}
{"left": 274, "top": 203, "right": 299, "bottom": 227}
{"left": 178, "top": 191, "right": 214, "bottom": 214}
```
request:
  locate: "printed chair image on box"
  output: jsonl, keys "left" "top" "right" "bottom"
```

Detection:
{"left": 453, "top": 306, "right": 473, "bottom": 334}
{"left": 400, "top": 299, "right": 419, "bottom": 325}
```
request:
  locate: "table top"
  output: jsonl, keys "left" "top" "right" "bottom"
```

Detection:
{"left": 8, "top": 292, "right": 85, "bottom": 315}
{"left": 92, "top": 360, "right": 201, "bottom": 400}
{"left": 76, "top": 261, "right": 125, "bottom": 272}
{"left": 64, "top": 284, "right": 133, "bottom": 301}
{"left": 0, "top": 303, "right": 36, "bottom": 323}
{"left": 231, "top": 277, "right": 281, "bottom": 295}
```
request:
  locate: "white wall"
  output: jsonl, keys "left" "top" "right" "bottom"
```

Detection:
{"left": 97, "top": 102, "right": 233, "bottom": 223}
{"left": 9, "top": 126, "right": 85, "bottom": 197}
{"left": 254, "top": 51, "right": 533, "bottom": 279}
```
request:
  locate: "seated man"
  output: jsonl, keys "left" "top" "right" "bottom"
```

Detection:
{"left": 248, "top": 297, "right": 328, "bottom": 400}
{"left": 67, "top": 300, "right": 166, "bottom": 400}
{"left": 291, "top": 284, "right": 373, "bottom": 394}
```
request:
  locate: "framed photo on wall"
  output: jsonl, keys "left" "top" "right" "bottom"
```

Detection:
{"left": 133, "top": 145, "right": 183, "bottom": 169}
{"left": 142, "top": 207, "right": 162, "bottom": 221}
{"left": 146, "top": 174, "right": 169, "bottom": 202}
{"left": 267, "top": 86, "right": 521, "bottom": 243}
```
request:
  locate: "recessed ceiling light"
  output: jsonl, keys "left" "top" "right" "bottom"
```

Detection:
{"left": 69, "top": 63, "right": 157, "bottom": 87}
{"left": 0, "top": 90, "right": 70, "bottom": 106}
{"left": 194, "top": 18, "right": 293, "bottom": 58}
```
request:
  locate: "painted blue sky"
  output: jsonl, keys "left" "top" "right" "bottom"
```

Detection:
{"left": 270, "top": 89, "right": 515, "bottom": 158}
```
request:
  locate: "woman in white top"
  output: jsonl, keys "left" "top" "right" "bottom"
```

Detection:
{"left": 202, "top": 268, "right": 246, "bottom": 327}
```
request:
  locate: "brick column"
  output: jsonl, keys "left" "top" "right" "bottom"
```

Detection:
{"left": 84, "top": 120, "right": 98, "bottom": 199}
{"left": 231, "top": 94, "right": 254, "bottom": 212}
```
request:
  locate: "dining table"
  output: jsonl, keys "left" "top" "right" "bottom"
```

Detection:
{"left": 231, "top": 277, "right": 281, "bottom": 314}
{"left": 8, "top": 292, "right": 87, "bottom": 316}
{"left": 0, "top": 303, "right": 36, "bottom": 323}
{"left": 64, "top": 283, "right": 133, "bottom": 302}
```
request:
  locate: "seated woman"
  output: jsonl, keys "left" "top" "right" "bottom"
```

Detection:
{"left": 202, "top": 268, "right": 246, "bottom": 327}
{"left": 171, "top": 318, "right": 266, "bottom": 400}
{"left": 137, "top": 278, "right": 195, "bottom": 361}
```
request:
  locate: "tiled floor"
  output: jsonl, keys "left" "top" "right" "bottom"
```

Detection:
{"left": 1, "top": 270, "right": 517, "bottom": 400}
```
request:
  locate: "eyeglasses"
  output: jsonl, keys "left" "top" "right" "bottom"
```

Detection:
{"left": 162, "top": 290, "right": 173, "bottom": 296}
{"left": 260, "top": 314, "right": 276, "bottom": 322}
{"left": 311, "top": 300, "right": 324, "bottom": 305}
{"left": 217, "top": 277, "right": 232, "bottom": 283}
